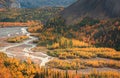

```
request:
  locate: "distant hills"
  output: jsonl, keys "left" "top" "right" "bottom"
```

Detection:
{"left": 17, "top": 0, "right": 77, "bottom": 8}
{"left": 0, "top": 0, "right": 12, "bottom": 8}
{"left": 0, "top": 0, "right": 77, "bottom": 8}
{"left": 61, "top": 0, "right": 120, "bottom": 24}
{"left": 0, "top": 0, "right": 20, "bottom": 8}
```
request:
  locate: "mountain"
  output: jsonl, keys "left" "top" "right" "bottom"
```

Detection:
{"left": 60, "top": 0, "right": 120, "bottom": 50}
{"left": 0, "top": 0, "right": 20, "bottom": 8}
{"left": 17, "top": 0, "right": 77, "bottom": 8}
{"left": 0, "top": 0, "right": 11, "bottom": 8}
{"left": 0, "top": 0, "right": 77, "bottom": 8}
{"left": 61, "top": 0, "right": 120, "bottom": 24}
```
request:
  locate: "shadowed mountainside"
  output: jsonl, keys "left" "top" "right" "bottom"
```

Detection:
{"left": 61, "top": 0, "right": 120, "bottom": 24}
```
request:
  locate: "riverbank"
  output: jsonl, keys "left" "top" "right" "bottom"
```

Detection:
{"left": 0, "top": 22, "right": 28, "bottom": 27}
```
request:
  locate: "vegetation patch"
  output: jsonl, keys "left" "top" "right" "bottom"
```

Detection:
{"left": 7, "top": 35, "right": 29, "bottom": 43}
{"left": 47, "top": 47, "right": 120, "bottom": 60}
{"left": 47, "top": 59, "right": 120, "bottom": 70}
{"left": 0, "top": 52, "right": 120, "bottom": 78}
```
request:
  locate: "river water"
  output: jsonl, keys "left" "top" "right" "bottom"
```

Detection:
{"left": 0, "top": 27, "right": 52, "bottom": 66}
{"left": 0, "top": 27, "right": 23, "bottom": 37}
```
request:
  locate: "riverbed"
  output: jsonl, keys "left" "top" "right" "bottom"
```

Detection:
{"left": 0, "top": 27, "right": 52, "bottom": 66}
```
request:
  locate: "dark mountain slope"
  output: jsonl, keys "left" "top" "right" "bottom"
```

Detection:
{"left": 61, "top": 0, "right": 120, "bottom": 24}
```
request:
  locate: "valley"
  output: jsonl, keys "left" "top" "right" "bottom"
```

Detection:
{"left": 0, "top": 24, "right": 120, "bottom": 78}
{"left": 0, "top": 0, "right": 120, "bottom": 78}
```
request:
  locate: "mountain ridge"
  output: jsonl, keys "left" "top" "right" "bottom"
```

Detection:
{"left": 0, "top": 0, "right": 77, "bottom": 8}
{"left": 17, "top": 0, "right": 77, "bottom": 8}
{"left": 61, "top": 0, "right": 120, "bottom": 24}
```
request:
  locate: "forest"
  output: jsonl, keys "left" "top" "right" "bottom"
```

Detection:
{"left": 0, "top": 52, "right": 120, "bottom": 78}
{"left": 23, "top": 16, "right": 120, "bottom": 51}
{"left": 0, "top": 7, "right": 63, "bottom": 23}
{"left": 23, "top": 15, "right": 120, "bottom": 78}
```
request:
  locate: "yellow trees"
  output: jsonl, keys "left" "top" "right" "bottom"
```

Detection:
{"left": 0, "top": 64, "right": 12, "bottom": 78}
{"left": 0, "top": 53, "right": 12, "bottom": 78}
{"left": 72, "top": 39, "right": 90, "bottom": 48}
{"left": 28, "top": 25, "right": 43, "bottom": 33}
{"left": 0, "top": 52, "right": 38, "bottom": 78}
{"left": 59, "top": 37, "right": 90, "bottom": 48}
{"left": 47, "top": 59, "right": 86, "bottom": 70}
{"left": 59, "top": 37, "right": 68, "bottom": 48}
{"left": 47, "top": 43, "right": 59, "bottom": 49}
{"left": 27, "top": 20, "right": 43, "bottom": 33}
{"left": 0, "top": 52, "right": 120, "bottom": 78}
{"left": 48, "top": 50, "right": 96, "bottom": 59}
{"left": 47, "top": 47, "right": 120, "bottom": 60}
{"left": 47, "top": 37, "right": 91, "bottom": 49}
{"left": 0, "top": 22, "right": 28, "bottom": 27}
{"left": 97, "top": 52, "right": 120, "bottom": 60}
{"left": 47, "top": 58, "right": 120, "bottom": 70}
{"left": 75, "top": 51, "right": 96, "bottom": 59}
{"left": 47, "top": 46, "right": 120, "bottom": 75}
{"left": 89, "top": 71, "right": 120, "bottom": 78}
{"left": 7, "top": 35, "right": 29, "bottom": 43}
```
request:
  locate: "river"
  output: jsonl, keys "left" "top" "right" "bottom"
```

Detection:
{"left": 0, "top": 27, "right": 52, "bottom": 66}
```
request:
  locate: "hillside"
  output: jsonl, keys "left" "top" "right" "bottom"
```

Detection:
{"left": 59, "top": 0, "right": 120, "bottom": 50}
{"left": 61, "top": 0, "right": 120, "bottom": 24}
{"left": 39, "top": 16, "right": 120, "bottom": 50}
{"left": 0, "top": 0, "right": 12, "bottom": 8}
{"left": 0, "top": 0, "right": 20, "bottom": 8}
{"left": 0, "top": 7, "right": 63, "bottom": 22}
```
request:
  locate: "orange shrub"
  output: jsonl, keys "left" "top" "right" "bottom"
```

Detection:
{"left": 7, "top": 35, "right": 29, "bottom": 43}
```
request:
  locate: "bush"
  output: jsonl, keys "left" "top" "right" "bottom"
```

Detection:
{"left": 7, "top": 35, "right": 29, "bottom": 43}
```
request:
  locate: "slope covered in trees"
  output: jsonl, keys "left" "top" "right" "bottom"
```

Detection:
{"left": 36, "top": 16, "right": 120, "bottom": 50}
{"left": 0, "top": 7, "right": 63, "bottom": 22}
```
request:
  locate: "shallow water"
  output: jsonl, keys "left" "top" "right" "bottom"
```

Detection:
{"left": 0, "top": 27, "right": 26, "bottom": 37}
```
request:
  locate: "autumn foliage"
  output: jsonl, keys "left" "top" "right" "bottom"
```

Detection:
{"left": 0, "top": 22, "right": 28, "bottom": 27}
{"left": 7, "top": 35, "right": 29, "bottom": 43}
{"left": 0, "top": 52, "right": 120, "bottom": 78}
